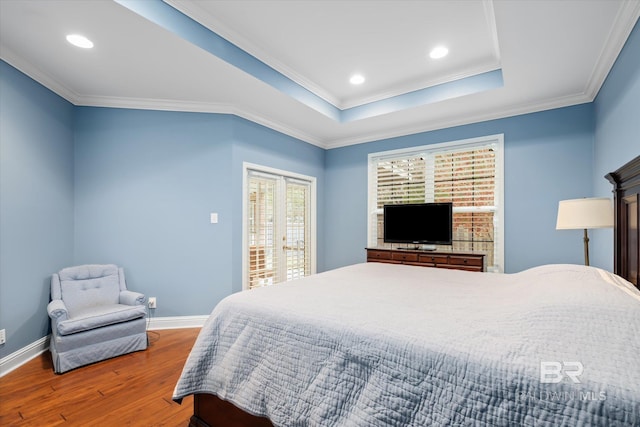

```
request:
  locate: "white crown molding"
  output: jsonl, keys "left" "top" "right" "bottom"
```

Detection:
{"left": 0, "top": 47, "right": 599, "bottom": 151}
{"left": 583, "top": 1, "right": 640, "bottom": 100}
{"left": 76, "top": 95, "right": 327, "bottom": 148}
{"left": 0, "top": 316, "right": 208, "bottom": 377}
{"left": 0, "top": 46, "right": 606, "bottom": 151}
{"left": 229, "top": 106, "right": 327, "bottom": 149}
{"left": 325, "top": 91, "right": 593, "bottom": 149}
{"left": 76, "top": 94, "right": 234, "bottom": 114}
{"left": 2, "top": 40, "right": 326, "bottom": 148}
{"left": 0, "top": 48, "right": 328, "bottom": 149}
{"left": 339, "top": 63, "right": 502, "bottom": 110}
{"left": 0, "top": 45, "right": 80, "bottom": 105}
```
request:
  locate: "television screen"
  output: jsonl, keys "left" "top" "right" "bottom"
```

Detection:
{"left": 383, "top": 203, "right": 453, "bottom": 245}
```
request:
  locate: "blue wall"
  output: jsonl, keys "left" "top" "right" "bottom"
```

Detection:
{"left": 0, "top": 61, "right": 75, "bottom": 358}
{"left": 73, "top": 108, "right": 325, "bottom": 316}
{"left": 73, "top": 108, "right": 235, "bottom": 316}
{"left": 591, "top": 19, "right": 640, "bottom": 270}
{"left": 324, "top": 105, "right": 595, "bottom": 273}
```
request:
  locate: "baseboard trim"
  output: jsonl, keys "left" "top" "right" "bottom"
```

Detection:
{"left": 0, "top": 335, "right": 49, "bottom": 377}
{"left": 0, "top": 315, "right": 208, "bottom": 377}
{"left": 147, "top": 315, "right": 208, "bottom": 330}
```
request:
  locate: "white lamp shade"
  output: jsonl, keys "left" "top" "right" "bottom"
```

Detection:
{"left": 556, "top": 197, "right": 614, "bottom": 230}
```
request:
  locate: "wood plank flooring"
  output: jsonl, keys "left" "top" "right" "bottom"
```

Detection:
{"left": 0, "top": 328, "right": 201, "bottom": 426}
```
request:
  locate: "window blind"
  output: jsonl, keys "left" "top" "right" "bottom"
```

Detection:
{"left": 285, "top": 180, "right": 310, "bottom": 281}
{"left": 247, "top": 174, "right": 278, "bottom": 289}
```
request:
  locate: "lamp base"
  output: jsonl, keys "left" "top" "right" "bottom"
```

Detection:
{"left": 583, "top": 228, "right": 590, "bottom": 266}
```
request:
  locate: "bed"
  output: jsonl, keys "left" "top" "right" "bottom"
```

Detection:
{"left": 174, "top": 156, "right": 640, "bottom": 426}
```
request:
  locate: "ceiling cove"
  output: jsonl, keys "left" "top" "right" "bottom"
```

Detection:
{"left": 115, "top": 0, "right": 503, "bottom": 123}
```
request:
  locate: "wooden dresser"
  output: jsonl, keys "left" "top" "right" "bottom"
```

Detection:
{"left": 366, "top": 248, "right": 485, "bottom": 272}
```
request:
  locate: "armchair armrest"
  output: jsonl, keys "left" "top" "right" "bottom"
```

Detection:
{"left": 120, "top": 290, "right": 145, "bottom": 306}
{"left": 47, "top": 299, "right": 68, "bottom": 322}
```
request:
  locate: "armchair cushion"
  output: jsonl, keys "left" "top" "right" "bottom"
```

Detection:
{"left": 56, "top": 303, "right": 146, "bottom": 336}
{"left": 58, "top": 264, "right": 120, "bottom": 316}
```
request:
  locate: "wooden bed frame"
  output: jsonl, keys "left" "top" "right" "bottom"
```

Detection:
{"left": 188, "top": 155, "right": 640, "bottom": 427}
{"left": 606, "top": 155, "right": 640, "bottom": 288}
{"left": 188, "top": 393, "right": 273, "bottom": 427}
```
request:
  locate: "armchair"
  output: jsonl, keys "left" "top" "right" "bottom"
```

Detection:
{"left": 47, "top": 264, "right": 148, "bottom": 373}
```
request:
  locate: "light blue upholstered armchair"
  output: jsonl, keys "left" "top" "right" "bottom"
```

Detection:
{"left": 47, "top": 264, "right": 148, "bottom": 373}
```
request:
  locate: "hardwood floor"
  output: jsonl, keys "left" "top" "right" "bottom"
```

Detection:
{"left": 0, "top": 328, "right": 201, "bottom": 426}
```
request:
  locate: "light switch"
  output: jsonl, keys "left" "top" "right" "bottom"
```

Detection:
{"left": 210, "top": 213, "right": 218, "bottom": 224}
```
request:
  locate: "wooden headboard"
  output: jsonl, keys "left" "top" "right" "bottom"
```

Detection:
{"left": 606, "top": 155, "right": 640, "bottom": 288}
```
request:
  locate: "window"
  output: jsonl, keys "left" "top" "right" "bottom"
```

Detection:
{"left": 243, "top": 163, "right": 316, "bottom": 289}
{"left": 368, "top": 135, "right": 504, "bottom": 272}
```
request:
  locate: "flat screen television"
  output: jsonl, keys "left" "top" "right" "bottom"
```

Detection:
{"left": 383, "top": 202, "right": 453, "bottom": 246}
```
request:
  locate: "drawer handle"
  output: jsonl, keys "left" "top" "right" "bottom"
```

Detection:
{"left": 463, "top": 259, "right": 468, "bottom": 264}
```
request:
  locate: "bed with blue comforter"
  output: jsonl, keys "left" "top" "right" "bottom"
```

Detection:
{"left": 173, "top": 262, "right": 640, "bottom": 426}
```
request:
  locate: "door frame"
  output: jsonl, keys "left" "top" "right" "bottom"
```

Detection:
{"left": 242, "top": 162, "right": 317, "bottom": 290}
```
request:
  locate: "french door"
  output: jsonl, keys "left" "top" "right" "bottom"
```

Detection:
{"left": 244, "top": 164, "right": 315, "bottom": 289}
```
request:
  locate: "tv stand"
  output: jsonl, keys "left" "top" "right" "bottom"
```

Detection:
{"left": 366, "top": 247, "right": 485, "bottom": 272}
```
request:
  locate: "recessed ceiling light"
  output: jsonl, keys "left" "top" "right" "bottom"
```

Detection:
{"left": 350, "top": 74, "right": 365, "bottom": 85}
{"left": 66, "top": 34, "right": 94, "bottom": 49}
{"left": 429, "top": 46, "right": 448, "bottom": 59}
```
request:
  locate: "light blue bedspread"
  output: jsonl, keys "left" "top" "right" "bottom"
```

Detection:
{"left": 173, "top": 263, "right": 640, "bottom": 426}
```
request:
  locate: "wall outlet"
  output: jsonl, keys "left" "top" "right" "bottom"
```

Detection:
{"left": 0, "top": 329, "right": 6, "bottom": 345}
{"left": 148, "top": 297, "right": 157, "bottom": 309}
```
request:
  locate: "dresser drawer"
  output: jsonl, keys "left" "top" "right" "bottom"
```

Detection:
{"left": 367, "top": 250, "right": 392, "bottom": 261}
{"left": 449, "top": 255, "right": 483, "bottom": 267}
{"left": 418, "top": 254, "right": 449, "bottom": 265}
{"left": 391, "top": 252, "right": 418, "bottom": 262}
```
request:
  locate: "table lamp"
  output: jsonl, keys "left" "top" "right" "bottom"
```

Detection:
{"left": 556, "top": 197, "right": 613, "bottom": 266}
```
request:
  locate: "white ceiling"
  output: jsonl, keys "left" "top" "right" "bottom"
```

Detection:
{"left": 1, "top": 0, "right": 638, "bottom": 149}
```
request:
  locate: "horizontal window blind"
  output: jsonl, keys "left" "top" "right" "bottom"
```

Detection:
{"left": 376, "top": 157, "right": 427, "bottom": 208}
{"left": 369, "top": 136, "right": 503, "bottom": 272}
{"left": 285, "top": 179, "right": 311, "bottom": 281}
{"left": 247, "top": 173, "right": 277, "bottom": 289}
